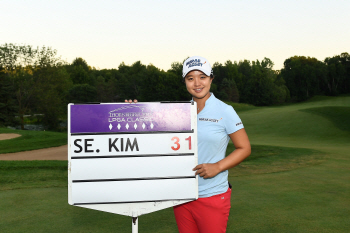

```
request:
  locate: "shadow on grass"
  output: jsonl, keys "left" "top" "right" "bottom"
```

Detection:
{"left": 0, "top": 161, "right": 67, "bottom": 191}
{"left": 300, "top": 106, "right": 350, "bottom": 132}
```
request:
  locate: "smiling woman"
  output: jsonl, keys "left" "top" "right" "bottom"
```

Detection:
{"left": 173, "top": 56, "right": 251, "bottom": 233}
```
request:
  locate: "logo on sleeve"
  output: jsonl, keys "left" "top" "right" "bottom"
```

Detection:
{"left": 236, "top": 122, "right": 242, "bottom": 126}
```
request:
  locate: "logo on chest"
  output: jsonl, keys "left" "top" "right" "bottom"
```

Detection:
{"left": 199, "top": 117, "right": 222, "bottom": 123}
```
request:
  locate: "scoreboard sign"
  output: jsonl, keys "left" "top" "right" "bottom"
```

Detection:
{"left": 68, "top": 102, "right": 198, "bottom": 217}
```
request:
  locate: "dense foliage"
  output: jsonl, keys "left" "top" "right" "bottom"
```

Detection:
{"left": 1, "top": 43, "right": 349, "bottom": 130}
{"left": 280, "top": 53, "right": 350, "bottom": 101}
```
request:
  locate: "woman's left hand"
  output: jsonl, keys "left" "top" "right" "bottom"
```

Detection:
{"left": 125, "top": 99, "right": 138, "bottom": 103}
{"left": 193, "top": 163, "right": 220, "bottom": 179}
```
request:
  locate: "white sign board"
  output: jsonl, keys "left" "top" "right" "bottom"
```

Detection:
{"left": 68, "top": 102, "right": 198, "bottom": 217}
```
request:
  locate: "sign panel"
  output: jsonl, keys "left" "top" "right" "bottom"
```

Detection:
{"left": 70, "top": 102, "right": 192, "bottom": 133}
{"left": 68, "top": 102, "right": 198, "bottom": 217}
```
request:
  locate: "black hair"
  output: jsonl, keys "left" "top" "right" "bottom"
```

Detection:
{"left": 182, "top": 72, "right": 214, "bottom": 82}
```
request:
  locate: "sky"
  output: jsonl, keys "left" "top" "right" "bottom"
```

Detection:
{"left": 2, "top": 0, "right": 350, "bottom": 71}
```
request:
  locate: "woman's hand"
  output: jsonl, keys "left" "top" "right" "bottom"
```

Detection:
{"left": 193, "top": 163, "right": 221, "bottom": 179}
{"left": 194, "top": 129, "right": 251, "bottom": 179}
{"left": 125, "top": 99, "right": 138, "bottom": 103}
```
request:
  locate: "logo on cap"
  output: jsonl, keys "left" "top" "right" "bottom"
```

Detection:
{"left": 186, "top": 59, "right": 204, "bottom": 68}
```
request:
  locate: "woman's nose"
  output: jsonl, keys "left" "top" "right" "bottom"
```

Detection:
{"left": 194, "top": 78, "right": 200, "bottom": 86}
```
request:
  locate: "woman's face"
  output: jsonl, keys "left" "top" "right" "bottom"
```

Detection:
{"left": 184, "top": 70, "right": 213, "bottom": 101}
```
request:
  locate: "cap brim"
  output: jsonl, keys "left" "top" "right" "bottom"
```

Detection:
{"left": 183, "top": 68, "right": 211, "bottom": 78}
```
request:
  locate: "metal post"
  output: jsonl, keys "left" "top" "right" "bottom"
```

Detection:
{"left": 132, "top": 217, "right": 138, "bottom": 233}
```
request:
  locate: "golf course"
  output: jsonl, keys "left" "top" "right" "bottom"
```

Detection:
{"left": 0, "top": 95, "right": 349, "bottom": 232}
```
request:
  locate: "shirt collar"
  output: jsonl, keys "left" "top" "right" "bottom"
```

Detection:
{"left": 191, "top": 92, "right": 215, "bottom": 104}
{"left": 191, "top": 92, "right": 215, "bottom": 113}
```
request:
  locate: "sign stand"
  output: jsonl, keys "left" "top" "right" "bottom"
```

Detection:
{"left": 68, "top": 102, "right": 198, "bottom": 232}
{"left": 132, "top": 217, "right": 138, "bottom": 233}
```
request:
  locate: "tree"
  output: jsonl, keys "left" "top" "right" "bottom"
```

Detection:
{"left": 339, "top": 52, "right": 350, "bottom": 94}
{"left": 138, "top": 64, "right": 188, "bottom": 101}
{"left": 236, "top": 60, "right": 253, "bottom": 103}
{"left": 168, "top": 61, "right": 183, "bottom": 77}
{"left": 72, "top": 57, "right": 89, "bottom": 71}
{"left": 116, "top": 61, "right": 146, "bottom": 101}
{"left": 220, "top": 78, "right": 239, "bottom": 103}
{"left": 324, "top": 53, "right": 350, "bottom": 95}
{"left": 212, "top": 62, "right": 225, "bottom": 86}
{"left": 7, "top": 66, "right": 42, "bottom": 129}
{"left": 33, "top": 66, "right": 72, "bottom": 130}
{"left": 212, "top": 61, "right": 240, "bottom": 102}
{"left": 94, "top": 75, "right": 119, "bottom": 102}
{"left": 69, "top": 57, "right": 94, "bottom": 85}
{"left": 167, "top": 58, "right": 192, "bottom": 101}
{"left": 0, "top": 67, "right": 18, "bottom": 126}
{"left": 243, "top": 60, "right": 276, "bottom": 105}
{"left": 0, "top": 43, "right": 68, "bottom": 129}
{"left": 281, "top": 56, "right": 325, "bottom": 101}
{"left": 231, "top": 58, "right": 289, "bottom": 105}
{"left": 165, "top": 71, "right": 190, "bottom": 101}
{"left": 67, "top": 84, "right": 98, "bottom": 103}
{"left": 224, "top": 60, "right": 241, "bottom": 103}
{"left": 0, "top": 43, "right": 36, "bottom": 71}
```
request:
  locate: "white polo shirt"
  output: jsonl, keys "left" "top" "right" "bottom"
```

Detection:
{"left": 196, "top": 93, "right": 244, "bottom": 197}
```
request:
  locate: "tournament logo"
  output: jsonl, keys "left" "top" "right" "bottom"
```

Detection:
{"left": 108, "top": 105, "right": 154, "bottom": 130}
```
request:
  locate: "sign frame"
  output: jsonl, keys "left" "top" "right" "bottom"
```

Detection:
{"left": 68, "top": 101, "right": 198, "bottom": 218}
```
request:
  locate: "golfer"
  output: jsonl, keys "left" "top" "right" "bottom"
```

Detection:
{"left": 173, "top": 56, "right": 251, "bottom": 233}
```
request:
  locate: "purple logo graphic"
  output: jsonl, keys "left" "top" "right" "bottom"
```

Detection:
{"left": 70, "top": 103, "right": 192, "bottom": 134}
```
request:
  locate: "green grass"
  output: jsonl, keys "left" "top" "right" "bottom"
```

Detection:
{"left": 225, "top": 101, "right": 257, "bottom": 112}
{"left": 237, "top": 97, "right": 350, "bottom": 149}
{"left": 1, "top": 95, "right": 350, "bottom": 232}
{"left": 227, "top": 166, "right": 350, "bottom": 233}
{"left": 300, "top": 106, "right": 350, "bottom": 132}
{"left": 0, "top": 146, "right": 318, "bottom": 192}
{"left": 0, "top": 161, "right": 67, "bottom": 191}
{"left": 227, "top": 144, "right": 325, "bottom": 177}
{"left": 0, "top": 128, "right": 67, "bottom": 153}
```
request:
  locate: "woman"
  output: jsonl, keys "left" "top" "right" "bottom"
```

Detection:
{"left": 173, "top": 56, "right": 251, "bottom": 233}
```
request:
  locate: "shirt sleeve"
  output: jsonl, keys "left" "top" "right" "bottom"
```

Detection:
{"left": 223, "top": 106, "right": 244, "bottom": 135}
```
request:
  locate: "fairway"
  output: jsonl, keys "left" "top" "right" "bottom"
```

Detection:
{"left": 1, "top": 96, "right": 349, "bottom": 232}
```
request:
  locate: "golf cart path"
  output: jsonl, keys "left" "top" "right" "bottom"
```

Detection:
{"left": 0, "top": 133, "right": 21, "bottom": 140}
{"left": 0, "top": 134, "right": 67, "bottom": 160}
{"left": 0, "top": 145, "right": 67, "bottom": 160}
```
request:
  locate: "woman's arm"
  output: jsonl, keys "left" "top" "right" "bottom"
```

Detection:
{"left": 193, "top": 128, "right": 251, "bottom": 179}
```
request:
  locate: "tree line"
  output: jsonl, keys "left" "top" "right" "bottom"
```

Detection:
{"left": 1, "top": 43, "right": 349, "bottom": 130}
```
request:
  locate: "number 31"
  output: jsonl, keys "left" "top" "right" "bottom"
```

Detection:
{"left": 171, "top": 136, "right": 191, "bottom": 151}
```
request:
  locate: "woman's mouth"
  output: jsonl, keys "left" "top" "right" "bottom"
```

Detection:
{"left": 194, "top": 88, "right": 203, "bottom": 93}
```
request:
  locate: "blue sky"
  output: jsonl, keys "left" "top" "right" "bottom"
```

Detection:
{"left": 2, "top": 0, "right": 349, "bottom": 70}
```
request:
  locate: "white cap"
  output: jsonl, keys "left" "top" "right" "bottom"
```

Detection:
{"left": 182, "top": 56, "right": 212, "bottom": 78}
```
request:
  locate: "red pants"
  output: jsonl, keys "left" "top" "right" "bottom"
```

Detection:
{"left": 173, "top": 188, "right": 231, "bottom": 233}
